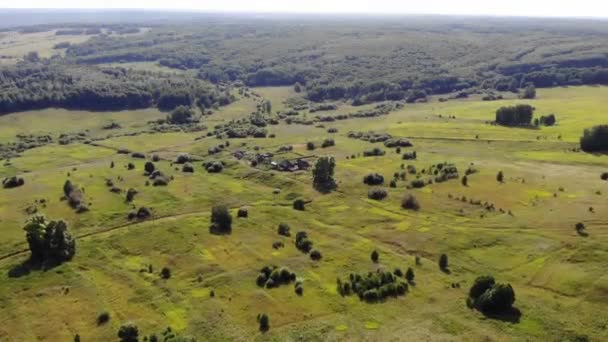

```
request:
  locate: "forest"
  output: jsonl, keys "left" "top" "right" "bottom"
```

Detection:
{"left": 2, "top": 15, "right": 608, "bottom": 114}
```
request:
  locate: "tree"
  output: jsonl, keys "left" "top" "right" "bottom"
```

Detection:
{"left": 469, "top": 275, "right": 495, "bottom": 299}
{"left": 312, "top": 156, "right": 336, "bottom": 191}
{"left": 160, "top": 267, "right": 171, "bottom": 279}
{"left": 258, "top": 313, "right": 270, "bottom": 332}
{"left": 210, "top": 205, "right": 232, "bottom": 234}
{"left": 294, "top": 82, "right": 302, "bottom": 93}
{"left": 580, "top": 125, "right": 608, "bottom": 152}
{"left": 118, "top": 323, "right": 139, "bottom": 342}
{"left": 520, "top": 84, "right": 536, "bottom": 99}
{"left": 461, "top": 175, "right": 468, "bottom": 186}
{"left": 401, "top": 194, "right": 420, "bottom": 211}
{"left": 439, "top": 254, "right": 448, "bottom": 271}
{"left": 144, "top": 162, "right": 155, "bottom": 174}
{"left": 497, "top": 171, "right": 504, "bottom": 183}
{"left": 23, "top": 215, "right": 76, "bottom": 268}
{"left": 168, "top": 105, "right": 195, "bottom": 124}
{"left": 405, "top": 267, "right": 415, "bottom": 283}
{"left": 371, "top": 250, "right": 379, "bottom": 263}
{"left": 264, "top": 101, "right": 272, "bottom": 114}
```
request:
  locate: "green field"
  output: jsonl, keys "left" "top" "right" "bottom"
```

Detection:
{"left": 0, "top": 86, "right": 607, "bottom": 341}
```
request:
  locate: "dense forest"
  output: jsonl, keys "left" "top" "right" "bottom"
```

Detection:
{"left": 2, "top": 14, "right": 608, "bottom": 113}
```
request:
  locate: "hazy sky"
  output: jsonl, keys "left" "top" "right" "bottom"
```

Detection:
{"left": 2, "top": 0, "right": 608, "bottom": 18}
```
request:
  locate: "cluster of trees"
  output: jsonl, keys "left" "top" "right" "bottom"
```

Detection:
{"left": 255, "top": 265, "right": 296, "bottom": 289}
{"left": 336, "top": 270, "right": 408, "bottom": 302}
{"left": 580, "top": 125, "right": 608, "bottom": 152}
{"left": 2, "top": 176, "right": 24, "bottom": 188}
{"left": 534, "top": 114, "right": 556, "bottom": 127}
{"left": 63, "top": 180, "right": 88, "bottom": 213}
{"left": 312, "top": 156, "right": 336, "bottom": 191}
{"left": 495, "top": 104, "right": 535, "bottom": 126}
{"left": 23, "top": 215, "right": 76, "bottom": 269}
{"left": 0, "top": 61, "right": 231, "bottom": 114}
{"left": 466, "top": 275, "right": 516, "bottom": 314}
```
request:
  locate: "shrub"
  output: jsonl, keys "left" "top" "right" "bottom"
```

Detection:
{"left": 468, "top": 276, "right": 516, "bottom": 314}
{"left": 127, "top": 162, "right": 135, "bottom": 170}
{"left": 278, "top": 223, "right": 291, "bottom": 236}
{"left": 144, "top": 161, "right": 155, "bottom": 174}
{"left": 389, "top": 179, "right": 397, "bottom": 188}
{"left": 126, "top": 188, "right": 137, "bottom": 202}
{"left": 368, "top": 188, "right": 388, "bottom": 200}
{"left": 2, "top": 176, "right": 24, "bottom": 188}
{"left": 306, "top": 142, "right": 316, "bottom": 150}
{"left": 580, "top": 125, "right": 608, "bottom": 152}
{"left": 402, "top": 194, "right": 420, "bottom": 211}
{"left": 363, "top": 147, "right": 385, "bottom": 157}
{"left": 152, "top": 154, "right": 160, "bottom": 162}
{"left": 295, "top": 231, "right": 313, "bottom": 253}
{"left": 258, "top": 314, "right": 270, "bottom": 332}
{"left": 310, "top": 249, "right": 322, "bottom": 261}
{"left": 210, "top": 205, "right": 232, "bottom": 234}
{"left": 321, "top": 138, "right": 335, "bottom": 148}
{"left": 175, "top": 153, "right": 190, "bottom": 164}
{"left": 402, "top": 151, "right": 416, "bottom": 160}
{"left": 405, "top": 267, "right": 415, "bottom": 283}
{"left": 293, "top": 199, "right": 306, "bottom": 210}
{"left": 182, "top": 163, "right": 194, "bottom": 173}
{"left": 205, "top": 161, "right": 223, "bottom": 173}
{"left": 327, "top": 127, "right": 338, "bottom": 133}
{"left": 497, "top": 171, "right": 504, "bottom": 183}
{"left": 160, "top": 267, "right": 171, "bottom": 279}
{"left": 410, "top": 179, "right": 425, "bottom": 188}
{"left": 394, "top": 268, "right": 403, "bottom": 277}
{"left": 131, "top": 152, "right": 145, "bottom": 159}
{"left": 237, "top": 207, "right": 248, "bottom": 218}
{"left": 153, "top": 177, "right": 169, "bottom": 186}
{"left": 295, "top": 283, "right": 304, "bottom": 295}
{"left": 601, "top": 172, "right": 608, "bottom": 180}
{"left": 118, "top": 323, "right": 139, "bottom": 342}
{"left": 363, "top": 173, "right": 384, "bottom": 185}
{"left": 337, "top": 270, "right": 408, "bottom": 302}
{"left": 575, "top": 222, "right": 586, "bottom": 234}
{"left": 97, "top": 312, "right": 110, "bottom": 326}
{"left": 168, "top": 105, "right": 195, "bottom": 125}
{"left": 439, "top": 254, "right": 448, "bottom": 270}
{"left": 371, "top": 250, "right": 379, "bottom": 263}
{"left": 462, "top": 175, "right": 468, "bottom": 186}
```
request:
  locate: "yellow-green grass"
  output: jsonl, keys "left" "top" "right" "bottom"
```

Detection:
{"left": 0, "top": 85, "right": 607, "bottom": 341}
{"left": 0, "top": 30, "right": 92, "bottom": 64}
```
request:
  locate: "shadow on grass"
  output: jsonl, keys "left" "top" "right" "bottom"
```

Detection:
{"left": 481, "top": 307, "right": 522, "bottom": 323}
{"left": 440, "top": 267, "right": 451, "bottom": 275}
{"left": 209, "top": 224, "right": 232, "bottom": 235}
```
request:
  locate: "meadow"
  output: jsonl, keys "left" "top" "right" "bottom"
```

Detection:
{"left": 0, "top": 85, "right": 606, "bottom": 341}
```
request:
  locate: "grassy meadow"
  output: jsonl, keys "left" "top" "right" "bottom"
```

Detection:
{"left": 0, "top": 86, "right": 607, "bottom": 341}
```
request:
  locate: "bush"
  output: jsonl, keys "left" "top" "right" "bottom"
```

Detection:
{"left": 368, "top": 188, "right": 388, "bottom": 200}
{"left": 394, "top": 268, "right": 403, "bottom": 277}
{"left": 363, "top": 173, "right": 384, "bottom": 185}
{"left": 468, "top": 276, "right": 516, "bottom": 314}
{"left": 462, "top": 175, "right": 468, "bottom": 186}
{"left": 127, "top": 162, "right": 135, "bottom": 170}
{"left": 306, "top": 142, "right": 316, "bottom": 150}
{"left": 293, "top": 199, "right": 306, "bottom": 210}
{"left": 175, "top": 153, "right": 191, "bottom": 164}
{"left": 295, "top": 283, "right": 304, "bottom": 295}
{"left": 131, "top": 152, "right": 145, "bottom": 159}
{"left": 258, "top": 313, "right": 270, "bottom": 332}
{"left": 410, "top": 179, "right": 425, "bottom": 188}
{"left": 97, "top": 312, "right": 110, "bottom": 326}
{"left": 403, "top": 268, "right": 415, "bottom": 284}
{"left": 601, "top": 172, "right": 608, "bottom": 180}
{"left": 237, "top": 207, "right": 248, "bottom": 218}
{"left": 581, "top": 125, "right": 608, "bottom": 152}
{"left": 389, "top": 180, "right": 397, "bottom": 188}
{"left": 321, "top": 138, "right": 335, "bottom": 148}
{"left": 363, "top": 147, "right": 385, "bottom": 157}
{"left": 168, "top": 105, "right": 195, "bottom": 124}
{"left": 295, "top": 231, "right": 313, "bottom": 253}
{"left": 402, "top": 194, "right": 420, "bottom": 211}
{"left": 205, "top": 161, "right": 223, "bottom": 173}
{"left": 152, "top": 154, "right": 160, "bottom": 162}
{"left": 210, "top": 205, "right": 232, "bottom": 234}
{"left": 144, "top": 161, "right": 156, "bottom": 174}
{"left": 182, "top": 163, "right": 194, "bottom": 173}
{"left": 337, "top": 269, "right": 408, "bottom": 302}
{"left": 439, "top": 254, "right": 448, "bottom": 270}
{"left": 160, "top": 267, "right": 171, "bottom": 279}
{"left": 2, "top": 176, "right": 24, "bottom": 188}
{"left": 118, "top": 323, "right": 139, "bottom": 342}
{"left": 497, "top": 171, "right": 504, "bottom": 183}
{"left": 278, "top": 223, "right": 291, "bottom": 236}
{"left": 310, "top": 249, "right": 322, "bottom": 261}
{"left": 371, "top": 250, "right": 379, "bottom": 263}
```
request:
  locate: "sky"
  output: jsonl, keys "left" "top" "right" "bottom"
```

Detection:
{"left": 1, "top": 0, "right": 607, "bottom": 18}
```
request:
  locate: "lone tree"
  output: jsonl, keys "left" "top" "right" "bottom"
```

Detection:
{"left": 467, "top": 275, "right": 516, "bottom": 314}
{"left": 439, "top": 253, "right": 449, "bottom": 271}
{"left": 210, "top": 205, "right": 232, "bottom": 234}
{"left": 520, "top": 84, "right": 536, "bottom": 99}
{"left": 580, "top": 125, "right": 608, "bottom": 152}
{"left": 371, "top": 250, "right": 379, "bottom": 263}
{"left": 461, "top": 175, "right": 468, "bottom": 186}
{"left": 23, "top": 215, "right": 76, "bottom": 269}
{"left": 312, "top": 156, "right": 336, "bottom": 191}
{"left": 405, "top": 267, "right": 415, "bottom": 283}
{"left": 497, "top": 171, "right": 504, "bottom": 183}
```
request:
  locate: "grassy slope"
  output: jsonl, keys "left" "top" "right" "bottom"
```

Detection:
{"left": 0, "top": 86, "right": 606, "bottom": 341}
